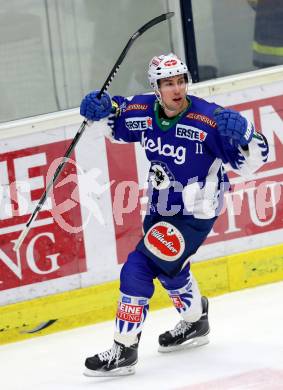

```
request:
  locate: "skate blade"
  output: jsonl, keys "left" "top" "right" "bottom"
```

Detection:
{"left": 158, "top": 335, "right": 209, "bottom": 353}
{"left": 83, "top": 365, "right": 135, "bottom": 377}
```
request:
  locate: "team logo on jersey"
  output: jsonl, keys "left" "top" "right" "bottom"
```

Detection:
{"left": 141, "top": 132, "right": 186, "bottom": 165}
{"left": 187, "top": 112, "right": 217, "bottom": 128}
{"left": 125, "top": 104, "right": 148, "bottom": 112}
{"left": 125, "top": 116, "right": 153, "bottom": 131}
{"left": 176, "top": 124, "right": 207, "bottom": 142}
{"left": 144, "top": 221, "right": 185, "bottom": 262}
{"left": 149, "top": 161, "right": 175, "bottom": 190}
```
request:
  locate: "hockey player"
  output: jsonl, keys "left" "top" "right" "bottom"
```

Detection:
{"left": 80, "top": 53, "right": 269, "bottom": 376}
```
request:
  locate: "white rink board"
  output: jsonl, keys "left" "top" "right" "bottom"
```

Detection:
{"left": 0, "top": 68, "right": 283, "bottom": 305}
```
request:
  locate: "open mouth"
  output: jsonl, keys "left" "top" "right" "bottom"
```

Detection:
{"left": 173, "top": 97, "right": 182, "bottom": 103}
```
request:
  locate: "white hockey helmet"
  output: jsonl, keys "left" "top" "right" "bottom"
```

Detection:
{"left": 148, "top": 53, "right": 191, "bottom": 91}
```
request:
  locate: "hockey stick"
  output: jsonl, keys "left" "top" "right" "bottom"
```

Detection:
{"left": 13, "top": 11, "right": 174, "bottom": 251}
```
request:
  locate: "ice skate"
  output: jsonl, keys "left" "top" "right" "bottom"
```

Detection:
{"left": 84, "top": 340, "right": 138, "bottom": 377}
{"left": 158, "top": 296, "right": 210, "bottom": 352}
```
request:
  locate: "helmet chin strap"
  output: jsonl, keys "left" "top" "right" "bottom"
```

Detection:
{"left": 154, "top": 90, "right": 177, "bottom": 114}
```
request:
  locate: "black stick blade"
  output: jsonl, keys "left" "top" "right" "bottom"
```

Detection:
{"left": 137, "top": 12, "right": 175, "bottom": 37}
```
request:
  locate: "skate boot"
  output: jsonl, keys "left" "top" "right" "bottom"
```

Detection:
{"left": 84, "top": 340, "right": 138, "bottom": 377}
{"left": 158, "top": 296, "right": 210, "bottom": 352}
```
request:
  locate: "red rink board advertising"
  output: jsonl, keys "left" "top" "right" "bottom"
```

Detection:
{"left": 0, "top": 140, "right": 86, "bottom": 291}
{"left": 106, "top": 93, "right": 283, "bottom": 264}
{"left": 207, "top": 95, "right": 283, "bottom": 244}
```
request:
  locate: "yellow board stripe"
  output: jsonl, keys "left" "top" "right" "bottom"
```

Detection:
{"left": 1, "top": 243, "right": 283, "bottom": 345}
{"left": 253, "top": 41, "right": 283, "bottom": 57}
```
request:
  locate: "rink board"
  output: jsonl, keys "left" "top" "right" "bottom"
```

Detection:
{"left": 0, "top": 242, "right": 283, "bottom": 344}
{"left": 0, "top": 66, "right": 283, "bottom": 344}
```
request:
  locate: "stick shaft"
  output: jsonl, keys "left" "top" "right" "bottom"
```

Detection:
{"left": 13, "top": 12, "right": 174, "bottom": 251}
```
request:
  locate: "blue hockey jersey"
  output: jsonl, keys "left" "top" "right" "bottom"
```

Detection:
{"left": 108, "top": 93, "right": 268, "bottom": 219}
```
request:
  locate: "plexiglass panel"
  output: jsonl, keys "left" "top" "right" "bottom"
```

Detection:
{"left": 191, "top": 0, "right": 283, "bottom": 81}
{"left": 0, "top": 0, "right": 182, "bottom": 122}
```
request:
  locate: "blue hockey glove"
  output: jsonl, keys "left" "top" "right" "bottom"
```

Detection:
{"left": 80, "top": 90, "right": 112, "bottom": 121}
{"left": 214, "top": 109, "right": 254, "bottom": 146}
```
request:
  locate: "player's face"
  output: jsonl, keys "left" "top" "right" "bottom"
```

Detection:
{"left": 158, "top": 74, "right": 188, "bottom": 117}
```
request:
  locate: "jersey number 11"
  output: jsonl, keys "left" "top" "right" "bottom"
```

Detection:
{"left": 196, "top": 143, "right": 203, "bottom": 154}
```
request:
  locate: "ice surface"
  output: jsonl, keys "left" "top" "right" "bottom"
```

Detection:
{"left": 1, "top": 281, "right": 283, "bottom": 390}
